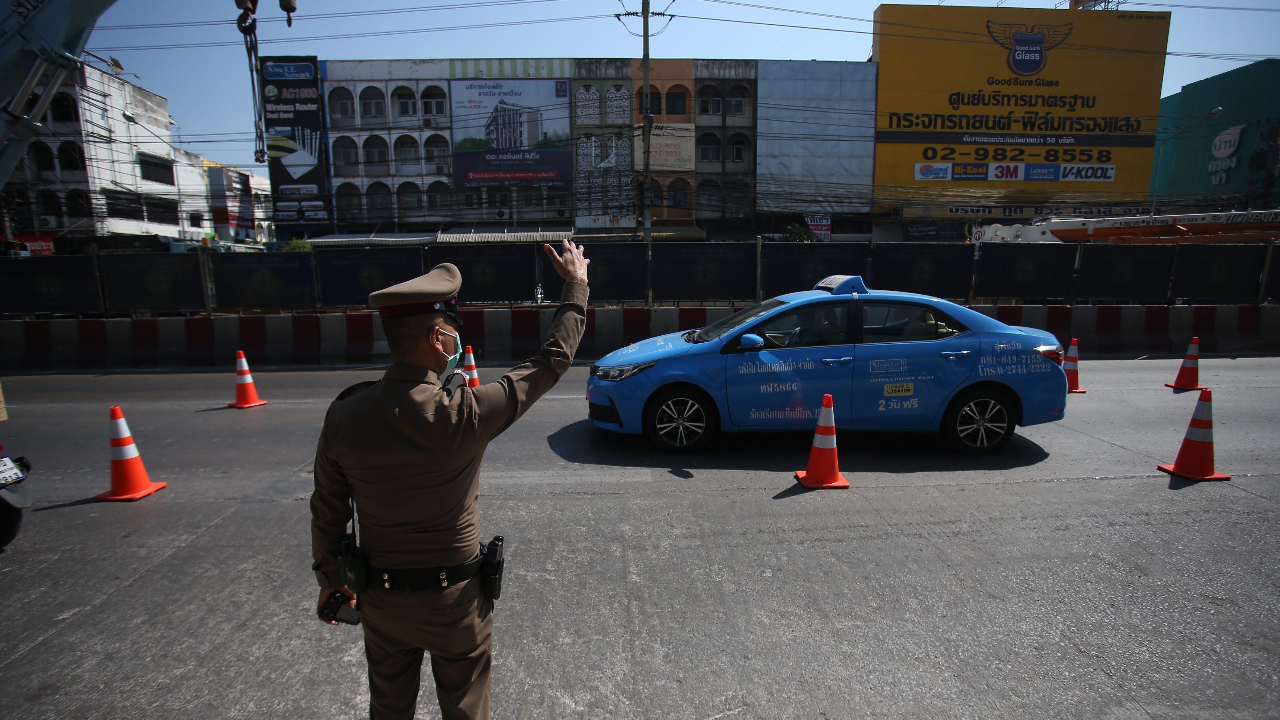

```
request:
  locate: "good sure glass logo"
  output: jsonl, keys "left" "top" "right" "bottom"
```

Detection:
{"left": 987, "top": 22, "right": 1073, "bottom": 76}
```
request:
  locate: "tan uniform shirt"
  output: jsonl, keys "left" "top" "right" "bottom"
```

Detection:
{"left": 311, "top": 282, "right": 588, "bottom": 587}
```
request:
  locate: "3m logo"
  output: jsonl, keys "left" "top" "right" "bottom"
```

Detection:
{"left": 884, "top": 383, "right": 915, "bottom": 397}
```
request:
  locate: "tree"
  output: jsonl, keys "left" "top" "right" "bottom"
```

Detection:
{"left": 282, "top": 239, "right": 313, "bottom": 252}
{"left": 780, "top": 222, "right": 815, "bottom": 243}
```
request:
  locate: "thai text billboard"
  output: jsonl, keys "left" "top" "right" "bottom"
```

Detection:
{"left": 450, "top": 78, "right": 572, "bottom": 187}
{"left": 872, "top": 5, "right": 1170, "bottom": 208}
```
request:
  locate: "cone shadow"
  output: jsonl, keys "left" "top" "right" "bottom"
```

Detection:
{"left": 772, "top": 482, "right": 814, "bottom": 500}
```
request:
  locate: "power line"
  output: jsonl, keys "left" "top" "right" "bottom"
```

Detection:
{"left": 92, "top": 0, "right": 576, "bottom": 31}
{"left": 88, "top": 14, "right": 616, "bottom": 52}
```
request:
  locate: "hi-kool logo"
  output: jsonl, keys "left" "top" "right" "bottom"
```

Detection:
{"left": 987, "top": 22, "right": 1073, "bottom": 76}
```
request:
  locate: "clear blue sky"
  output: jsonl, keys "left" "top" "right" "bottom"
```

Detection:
{"left": 84, "top": 0, "right": 1280, "bottom": 170}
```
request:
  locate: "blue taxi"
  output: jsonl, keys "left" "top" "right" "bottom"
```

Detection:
{"left": 586, "top": 276, "right": 1067, "bottom": 453}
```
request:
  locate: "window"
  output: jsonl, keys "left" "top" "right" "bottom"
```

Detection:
{"left": 145, "top": 197, "right": 180, "bottom": 226}
{"left": 396, "top": 94, "right": 417, "bottom": 117}
{"left": 422, "top": 86, "right": 447, "bottom": 116}
{"left": 650, "top": 181, "right": 664, "bottom": 208}
{"left": 366, "top": 183, "right": 392, "bottom": 219}
{"left": 731, "top": 140, "right": 746, "bottom": 163}
{"left": 753, "top": 303, "right": 849, "bottom": 349}
{"left": 694, "top": 298, "right": 785, "bottom": 343}
{"left": 667, "top": 179, "right": 690, "bottom": 208}
{"left": 65, "top": 190, "right": 92, "bottom": 218}
{"left": 29, "top": 142, "right": 55, "bottom": 173}
{"left": 188, "top": 212, "right": 204, "bottom": 228}
{"left": 138, "top": 153, "right": 175, "bottom": 185}
{"left": 363, "top": 136, "right": 389, "bottom": 172}
{"left": 359, "top": 87, "right": 386, "bottom": 118}
{"left": 335, "top": 183, "right": 362, "bottom": 222}
{"left": 521, "top": 189, "right": 540, "bottom": 208}
{"left": 665, "top": 91, "right": 686, "bottom": 115}
{"left": 639, "top": 91, "right": 661, "bottom": 116}
{"left": 727, "top": 86, "right": 748, "bottom": 116}
{"left": 50, "top": 93, "right": 78, "bottom": 122}
{"left": 329, "top": 88, "right": 356, "bottom": 119}
{"left": 103, "top": 190, "right": 145, "bottom": 220}
{"left": 333, "top": 136, "right": 360, "bottom": 175}
{"left": 698, "top": 86, "right": 722, "bottom": 115}
{"left": 58, "top": 141, "right": 86, "bottom": 171}
{"left": 862, "top": 303, "right": 968, "bottom": 344}
{"left": 697, "top": 134, "right": 722, "bottom": 162}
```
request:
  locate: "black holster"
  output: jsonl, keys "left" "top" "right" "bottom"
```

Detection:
{"left": 480, "top": 535, "right": 504, "bottom": 601}
{"left": 339, "top": 531, "right": 366, "bottom": 594}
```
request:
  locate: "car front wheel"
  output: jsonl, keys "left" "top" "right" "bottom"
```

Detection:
{"left": 644, "top": 386, "right": 718, "bottom": 452}
{"left": 942, "top": 388, "right": 1016, "bottom": 454}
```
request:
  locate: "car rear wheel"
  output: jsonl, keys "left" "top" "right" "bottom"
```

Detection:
{"left": 942, "top": 387, "right": 1016, "bottom": 454}
{"left": 644, "top": 386, "right": 718, "bottom": 452}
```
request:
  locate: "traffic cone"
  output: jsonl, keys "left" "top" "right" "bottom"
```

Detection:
{"left": 1065, "top": 338, "right": 1086, "bottom": 394}
{"left": 97, "top": 406, "right": 166, "bottom": 501}
{"left": 228, "top": 350, "right": 268, "bottom": 408}
{"left": 463, "top": 346, "right": 480, "bottom": 388}
{"left": 1158, "top": 389, "right": 1230, "bottom": 481}
{"left": 1165, "top": 337, "right": 1208, "bottom": 392}
{"left": 795, "top": 394, "right": 849, "bottom": 490}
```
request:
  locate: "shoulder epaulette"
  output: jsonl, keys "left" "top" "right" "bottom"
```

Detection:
{"left": 335, "top": 380, "right": 379, "bottom": 402}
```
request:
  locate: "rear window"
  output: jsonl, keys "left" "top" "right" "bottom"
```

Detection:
{"left": 862, "top": 303, "right": 968, "bottom": 343}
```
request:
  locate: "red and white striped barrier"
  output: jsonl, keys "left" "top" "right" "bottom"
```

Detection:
{"left": 4, "top": 305, "right": 1280, "bottom": 369}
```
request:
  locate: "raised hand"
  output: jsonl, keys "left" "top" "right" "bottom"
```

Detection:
{"left": 543, "top": 241, "right": 590, "bottom": 285}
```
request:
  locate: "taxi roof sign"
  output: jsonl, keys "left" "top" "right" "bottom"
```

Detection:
{"left": 813, "top": 275, "right": 870, "bottom": 295}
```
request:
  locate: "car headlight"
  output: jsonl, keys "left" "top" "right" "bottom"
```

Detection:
{"left": 591, "top": 361, "right": 656, "bottom": 382}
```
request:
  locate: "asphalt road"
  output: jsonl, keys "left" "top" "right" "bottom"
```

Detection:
{"left": 0, "top": 357, "right": 1277, "bottom": 719}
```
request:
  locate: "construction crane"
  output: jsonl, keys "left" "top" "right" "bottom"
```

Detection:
{"left": 0, "top": 1, "right": 296, "bottom": 188}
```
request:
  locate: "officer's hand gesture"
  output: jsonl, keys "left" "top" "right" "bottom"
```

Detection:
{"left": 543, "top": 241, "right": 589, "bottom": 285}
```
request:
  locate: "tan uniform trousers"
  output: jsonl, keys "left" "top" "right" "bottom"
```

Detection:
{"left": 360, "top": 577, "right": 493, "bottom": 720}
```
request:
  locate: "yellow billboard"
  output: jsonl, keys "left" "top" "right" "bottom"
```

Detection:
{"left": 872, "top": 4, "right": 1170, "bottom": 210}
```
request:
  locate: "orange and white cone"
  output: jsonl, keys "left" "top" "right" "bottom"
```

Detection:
{"left": 1065, "top": 338, "right": 1086, "bottom": 394}
{"left": 795, "top": 394, "right": 849, "bottom": 490}
{"left": 463, "top": 346, "right": 480, "bottom": 388}
{"left": 228, "top": 350, "right": 268, "bottom": 408}
{"left": 1165, "top": 337, "right": 1208, "bottom": 392}
{"left": 97, "top": 406, "right": 166, "bottom": 502}
{"left": 1158, "top": 388, "right": 1230, "bottom": 481}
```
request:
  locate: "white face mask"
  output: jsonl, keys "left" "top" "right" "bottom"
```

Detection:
{"left": 439, "top": 328, "right": 462, "bottom": 373}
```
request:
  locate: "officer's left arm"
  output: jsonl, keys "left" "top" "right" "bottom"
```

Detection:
{"left": 309, "top": 409, "right": 351, "bottom": 589}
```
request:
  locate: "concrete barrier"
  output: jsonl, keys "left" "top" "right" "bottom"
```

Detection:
{"left": 3, "top": 305, "right": 1279, "bottom": 370}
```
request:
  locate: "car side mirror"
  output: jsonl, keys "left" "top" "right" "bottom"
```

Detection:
{"left": 740, "top": 333, "right": 764, "bottom": 350}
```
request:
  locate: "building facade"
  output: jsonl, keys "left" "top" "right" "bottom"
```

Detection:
{"left": 1151, "top": 59, "right": 1280, "bottom": 212}
{"left": 1, "top": 65, "right": 272, "bottom": 252}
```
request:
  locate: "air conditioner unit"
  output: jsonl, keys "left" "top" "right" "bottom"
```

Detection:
{"left": 38, "top": 216, "right": 59, "bottom": 229}
{"left": 423, "top": 118, "right": 434, "bottom": 129}
{"left": 435, "top": 164, "right": 446, "bottom": 175}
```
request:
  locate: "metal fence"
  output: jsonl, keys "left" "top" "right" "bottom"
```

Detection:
{"left": 0, "top": 241, "right": 1276, "bottom": 316}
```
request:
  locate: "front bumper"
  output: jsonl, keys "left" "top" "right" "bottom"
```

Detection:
{"left": 586, "top": 373, "right": 654, "bottom": 433}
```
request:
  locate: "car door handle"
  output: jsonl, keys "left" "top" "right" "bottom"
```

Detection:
{"left": 940, "top": 350, "right": 972, "bottom": 358}
{"left": 821, "top": 356, "right": 853, "bottom": 365}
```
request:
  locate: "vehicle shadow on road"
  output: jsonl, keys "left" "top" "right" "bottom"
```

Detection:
{"left": 547, "top": 420, "right": 1050, "bottom": 478}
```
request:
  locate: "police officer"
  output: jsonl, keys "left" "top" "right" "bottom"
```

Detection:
{"left": 311, "top": 241, "right": 590, "bottom": 720}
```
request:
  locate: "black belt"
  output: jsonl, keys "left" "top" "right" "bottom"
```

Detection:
{"left": 369, "top": 556, "right": 483, "bottom": 592}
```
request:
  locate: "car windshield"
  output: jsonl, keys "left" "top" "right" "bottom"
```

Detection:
{"left": 693, "top": 298, "right": 786, "bottom": 343}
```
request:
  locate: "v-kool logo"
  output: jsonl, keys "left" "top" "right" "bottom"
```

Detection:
{"left": 987, "top": 22, "right": 1073, "bottom": 76}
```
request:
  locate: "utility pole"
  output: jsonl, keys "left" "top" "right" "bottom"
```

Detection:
{"left": 641, "top": 0, "right": 654, "bottom": 307}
